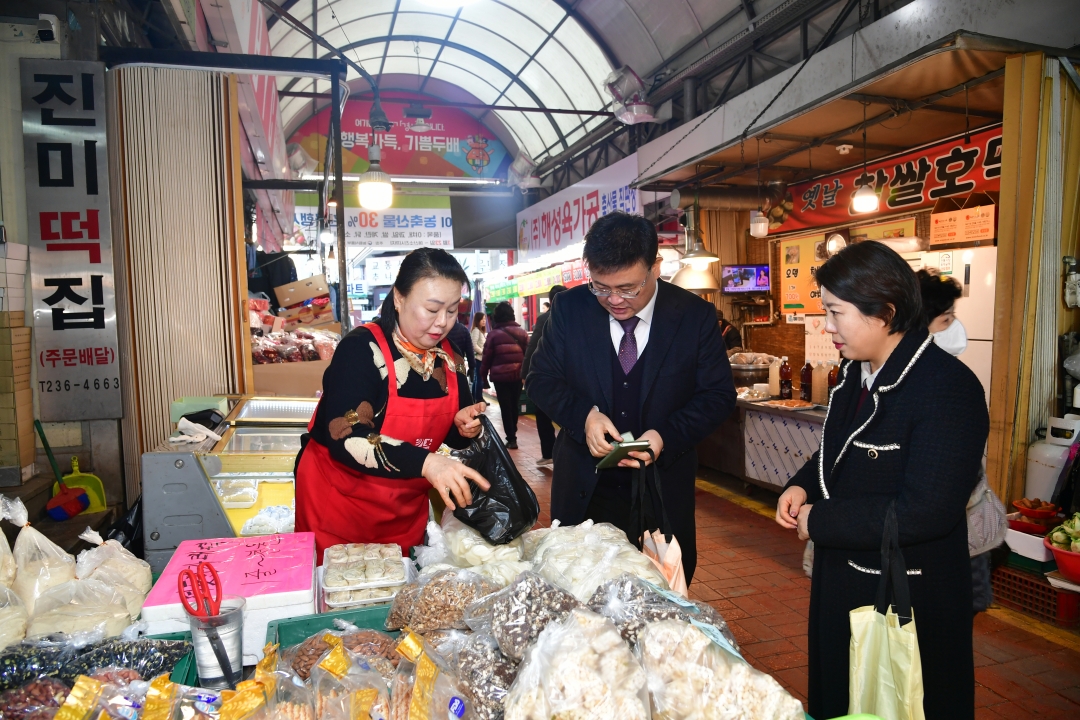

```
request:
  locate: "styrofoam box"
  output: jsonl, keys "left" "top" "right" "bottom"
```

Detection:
{"left": 1005, "top": 528, "right": 1054, "bottom": 562}
{"left": 142, "top": 533, "right": 316, "bottom": 664}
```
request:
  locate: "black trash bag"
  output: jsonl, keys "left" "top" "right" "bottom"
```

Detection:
{"left": 451, "top": 415, "right": 539, "bottom": 545}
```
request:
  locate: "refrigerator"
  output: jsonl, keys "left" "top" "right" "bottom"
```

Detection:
{"left": 903, "top": 246, "right": 997, "bottom": 406}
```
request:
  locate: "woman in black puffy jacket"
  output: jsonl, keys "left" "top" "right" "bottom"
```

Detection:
{"left": 479, "top": 301, "right": 529, "bottom": 448}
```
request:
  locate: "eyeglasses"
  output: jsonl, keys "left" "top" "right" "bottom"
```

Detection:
{"left": 588, "top": 271, "right": 650, "bottom": 299}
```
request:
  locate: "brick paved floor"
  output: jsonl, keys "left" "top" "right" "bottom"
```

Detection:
{"left": 484, "top": 398, "right": 1080, "bottom": 718}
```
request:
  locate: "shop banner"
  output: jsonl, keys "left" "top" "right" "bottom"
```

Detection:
{"left": 294, "top": 204, "right": 453, "bottom": 249}
{"left": 289, "top": 94, "right": 511, "bottom": 179}
{"left": 772, "top": 127, "right": 1001, "bottom": 233}
{"left": 779, "top": 235, "right": 827, "bottom": 313}
{"left": 21, "top": 60, "right": 121, "bottom": 420}
{"left": 487, "top": 281, "right": 518, "bottom": 303}
{"left": 517, "top": 154, "right": 641, "bottom": 260}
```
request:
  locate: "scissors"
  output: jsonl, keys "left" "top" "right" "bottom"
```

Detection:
{"left": 178, "top": 562, "right": 223, "bottom": 617}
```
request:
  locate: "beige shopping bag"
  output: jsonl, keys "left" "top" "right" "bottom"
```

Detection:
{"left": 643, "top": 529, "right": 688, "bottom": 597}
{"left": 848, "top": 502, "right": 925, "bottom": 720}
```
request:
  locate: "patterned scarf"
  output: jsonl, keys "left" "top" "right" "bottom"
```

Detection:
{"left": 392, "top": 329, "right": 458, "bottom": 382}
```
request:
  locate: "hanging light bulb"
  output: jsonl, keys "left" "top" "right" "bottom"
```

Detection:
{"left": 852, "top": 185, "right": 879, "bottom": 213}
{"left": 358, "top": 145, "right": 393, "bottom": 210}
{"left": 749, "top": 210, "right": 769, "bottom": 238}
{"left": 320, "top": 230, "right": 335, "bottom": 245}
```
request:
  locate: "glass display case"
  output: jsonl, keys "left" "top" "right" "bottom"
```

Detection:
{"left": 225, "top": 397, "right": 318, "bottom": 427}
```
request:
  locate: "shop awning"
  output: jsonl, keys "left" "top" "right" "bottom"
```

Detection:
{"left": 636, "top": 33, "right": 1072, "bottom": 192}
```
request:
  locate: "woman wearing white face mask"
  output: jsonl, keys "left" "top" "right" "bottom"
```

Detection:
{"left": 917, "top": 269, "right": 967, "bottom": 355}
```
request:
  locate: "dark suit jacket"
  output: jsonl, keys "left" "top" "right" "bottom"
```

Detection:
{"left": 525, "top": 281, "right": 737, "bottom": 524}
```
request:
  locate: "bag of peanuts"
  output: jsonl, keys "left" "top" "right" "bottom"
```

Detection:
{"left": 391, "top": 631, "right": 472, "bottom": 720}
{"left": 396, "top": 569, "right": 499, "bottom": 634}
{"left": 308, "top": 636, "right": 389, "bottom": 720}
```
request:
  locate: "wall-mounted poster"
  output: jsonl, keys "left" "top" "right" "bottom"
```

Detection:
{"left": 779, "top": 235, "right": 826, "bottom": 314}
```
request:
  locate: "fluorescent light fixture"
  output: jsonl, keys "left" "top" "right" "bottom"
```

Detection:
{"left": 301, "top": 173, "right": 500, "bottom": 186}
{"left": 852, "top": 185, "right": 880, "bottom": 214}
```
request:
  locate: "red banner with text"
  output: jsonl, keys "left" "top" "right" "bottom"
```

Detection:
{"left": 771, "top": 126, "right": 1002, "bottom": 232}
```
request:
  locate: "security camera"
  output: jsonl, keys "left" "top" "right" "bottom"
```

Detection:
{"left": 37, "top": 14, "right": 59, "bottom": 43}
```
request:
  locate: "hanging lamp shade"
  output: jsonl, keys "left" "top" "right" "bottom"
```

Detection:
{"left": 749, "top": 211, "right": 769, "bottom": 238}
{"left": 681, "top": 240, "right": 719, "bottom": 269}
{"left": 852, "top": 184, "right": 879, "bottom": 214}
{"left": 670, "top": 265, "right": 719, "bottom": 293}
{"left": 359, "top": 146, "right": 393, "bottom": 210}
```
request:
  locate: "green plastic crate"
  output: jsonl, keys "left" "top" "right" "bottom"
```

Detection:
{"left": 1007, "top": 551, "right": 1057, "bottom": 574}
{"left": 264, "top": 605, "right": 397, "bottom": 648}
{"left": 518, "top": 389, "right": 536, "bottom": 416}
{"left": 146, "top": 631, "right": 198, "bottom": 686}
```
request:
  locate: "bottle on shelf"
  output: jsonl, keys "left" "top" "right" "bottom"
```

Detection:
{"left": 812, "top": 362, "right": 829, "bottom": 405}
{"left": 779, "top": 356, "right": 793, "bottom": 400}
{"left": 800, "top": 361, "right": 813, "bottom": 402}
{"left": 827, "top": 362, "right": 840, "bottom": 394}
{"left": 768, "top": 356, "right": 782, "bottom": 397}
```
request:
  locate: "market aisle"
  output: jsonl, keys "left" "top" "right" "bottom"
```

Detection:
{"left": 486, "top": 404, "right": 1080, "bottom": 717}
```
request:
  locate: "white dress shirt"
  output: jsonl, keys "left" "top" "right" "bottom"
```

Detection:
{"left": 860, "top": 361, "right": 883, "bottom": 390}
{"left": 608, "top": 283, "right": 659, "bottom": 358}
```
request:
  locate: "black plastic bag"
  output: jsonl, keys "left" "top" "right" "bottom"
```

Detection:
{"left": 451, "top": 415, "right": 539, "bottom": 545}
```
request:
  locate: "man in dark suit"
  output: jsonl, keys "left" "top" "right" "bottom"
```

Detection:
{"left": 526, "top": 212, "right": 737, "bottom": 581}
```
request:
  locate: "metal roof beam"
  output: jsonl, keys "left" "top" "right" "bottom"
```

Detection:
{"left": 845, "top": 92, "right": 1003, "bottom": 119}
{"left": 278, "top": 90, "right": 612, "bottom": 117}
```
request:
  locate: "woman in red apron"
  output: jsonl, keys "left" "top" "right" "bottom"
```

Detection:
{"left": 295, "top": 248, "right": 489, "bottom": 560}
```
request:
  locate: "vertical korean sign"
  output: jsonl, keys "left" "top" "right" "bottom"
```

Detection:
{"left": 21, "top": 60, "right": 121, "bottom": 420}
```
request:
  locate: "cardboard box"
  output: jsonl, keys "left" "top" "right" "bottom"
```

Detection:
{"left": 0, "top": 403, "right": 33, "bottom": 426}
{"left": 5, "top": 259, "right": 25, "bottom": 276}
{"left": 261, "top": 316, "right": 284, "bottom": 335}
{"left": 962, "top": 191, "right": 997, "bottom": 243}
{"left": 0, "top": 375, "right": 32, "bottom": 394}
{"left": 0, "top": 358, "right": 33, "bottom": 378}
{"left": 0, "top": 389, "right": 33, "bottom": 410}
{"left": 0, "top": 343, "right": 31, "bottom": 362}
{"left": 274, "top": 275, "right": 330, "bottom": 308}
{"left": 19, "top": 430, "right": 34, "bottom": 466}
{"left": 929, "top": 197, "right": 964, "bottom": 245}
{"left": 252, "top": 359, "right": 330, "bottom": 397}
{"left": 0, "top": 244, "right": 28, "bottom": 261}
{"left": 0, "top": 327, "right": 31, "bottom": 345}
{"left": 0, "top": 312, "right": 25, "bottom": 329}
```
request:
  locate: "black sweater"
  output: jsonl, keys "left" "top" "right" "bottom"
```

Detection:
{"left": 307, "top": 326, "right": 473, "bottom": 478}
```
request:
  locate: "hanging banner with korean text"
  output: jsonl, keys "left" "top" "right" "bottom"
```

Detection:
{"left": 516, "top": 153, "right": 641, "bottom": 260}
{"left": 779, "top": 234, "right": 826, "bottom": 313}
{"left": 293, "top": 191, "right": 453, "bottom": 249}
{"left": 21, "top": 60, "right": 121, "bottom": 420}
{"left": 771, "top": 126, "right": 1001, "bottom": 233}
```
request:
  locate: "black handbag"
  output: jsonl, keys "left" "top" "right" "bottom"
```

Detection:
{"left": 629, "top": 449, "right": 675, "bottom": 549}
{"left": 451, "top": 415, "right": 540, "bottom": 544}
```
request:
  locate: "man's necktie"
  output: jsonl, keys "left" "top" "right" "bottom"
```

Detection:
{"left": 618, "top": 316, "right": 641, "bottom": 375}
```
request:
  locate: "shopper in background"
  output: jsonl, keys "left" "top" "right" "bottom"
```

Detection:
{"left": 775, "top": 241, "right": 987, "bottom": 720}
{"left": 295, "top": 248, "right": 489, "bottom": 558}
{"left": 527, "top": 211, "right": 736, "bottom": 582}
{"left": 522, "top": 285, "right": 567, "bottom": 466}
{"left": 716, "top": 308, "right": 743, "bottom": 353}
{"left": 471, "top": 313, "right": 487, "bottom": 401}
{"left": 918, "top": 268, "right": 998, "bottom": 614}
{"left": 480, "top": 301, "right": 529, "bottom": 449}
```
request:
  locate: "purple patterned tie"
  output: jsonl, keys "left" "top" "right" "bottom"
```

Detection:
{"left": 618, "top": 316, "right": 641, "bottom": 375}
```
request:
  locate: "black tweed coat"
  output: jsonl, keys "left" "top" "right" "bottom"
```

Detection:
{"left": 786, "top": 327, "right": 989, "bottom": 720}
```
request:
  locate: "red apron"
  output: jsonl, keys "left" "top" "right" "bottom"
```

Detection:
{"left": 295, "top": 323, "right": 459, "bottom": 561}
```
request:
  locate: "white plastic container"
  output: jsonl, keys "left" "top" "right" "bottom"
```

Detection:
{"left": 1025, "top": 440, "right": 1070, "bottom": 500}
{"left": 1005, "top": 528, "right": 1055, "bottom": 562}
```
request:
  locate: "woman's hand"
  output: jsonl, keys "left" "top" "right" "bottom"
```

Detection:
{"left": 454, "top": 402, "right": 487, "bottom": 438}
{"left": 422, "top": 453, "right": 490, "bottom": 511}
{"left": 797, "top": 503, "right": 813, "bottom": 541}
{"left": 776, "top": 486, "right": 807, "bottom": 530}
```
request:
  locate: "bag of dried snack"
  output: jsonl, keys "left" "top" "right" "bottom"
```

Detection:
{"left": 0, "top": 676, "right": 70, "bottom": 720}
{"left": 636, "top": 620, "right": 803, "bottom": 720}
{"left": 441, "top": 515, "right": 524, "bottom": 568}
{"left": 74, "top": 528, "right": 152, "bottom": 595}
{"left": 393, "top": 631, "right": 471, "bottom": 720}
{"left": 3, "top": 497, "right": 76, "bottom": 615}
{"left": 465, "top": 572, "right": 578, "bottom": 662}
{"left": 308, "top": 636, "right": 389, "bottom": 720}
{"left": 384, "top": 582, "right": 424, "bottom": 632}
{"left": 27, "top": 578, "right": 131, "bottom": 639}
{"left": 0, "top": 628, "right": 105, "bottom": 691}
{"left": 0, "top": 496, "right": 14, "bottom": 589}
{"left": 0, "top": 586, "right": 28, "bottom": 650}
{"left": 408, "top": 569, "right": 498, "bottom": 634}
{"left": 441, "top": 633, "right": 517, "bottom": 720}
{"left": 503, "top": 608, "right": 649, "bottom": 720}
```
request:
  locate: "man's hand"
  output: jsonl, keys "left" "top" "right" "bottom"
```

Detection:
{"left": 585, "top": 407, "right": 620, "bottom": 458}
{"left": 620, "top": 429, "right": 663, "bottom": 468}
{"left": 797, "top": 503, "right": 813, "bottom": 541}
{"left": 454, "top": 402, "right": 487, "bottom": 438}
{"left": 776, "top": 486, "right": 807, "bottom": 530}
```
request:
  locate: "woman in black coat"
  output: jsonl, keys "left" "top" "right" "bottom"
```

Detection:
{"left": 776, "top": 241, "right": 988, "bottom": 720}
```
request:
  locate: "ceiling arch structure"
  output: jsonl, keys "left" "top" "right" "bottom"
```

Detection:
{"left": 269, "top": 0, "right": 619, "bottom": 162}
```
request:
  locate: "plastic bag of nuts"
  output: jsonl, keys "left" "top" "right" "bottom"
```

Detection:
{"left": 396, "top": 569, "right": 498, "bottom": 634}
{"left": 452, "top": 633, "right": 518, "bottom": 720}
{"left": 0, "top": 677, "right": 70, "bottom": 720}
{"left": 384, "top": 582, "right": 423, "bottom": 632}
{"left": 468, "top": 572, "right": 579, "bottom": 662}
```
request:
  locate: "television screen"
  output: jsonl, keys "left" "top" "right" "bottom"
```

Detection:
{"left": 720, "top": 265, "right": 770, "bottom": 294}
